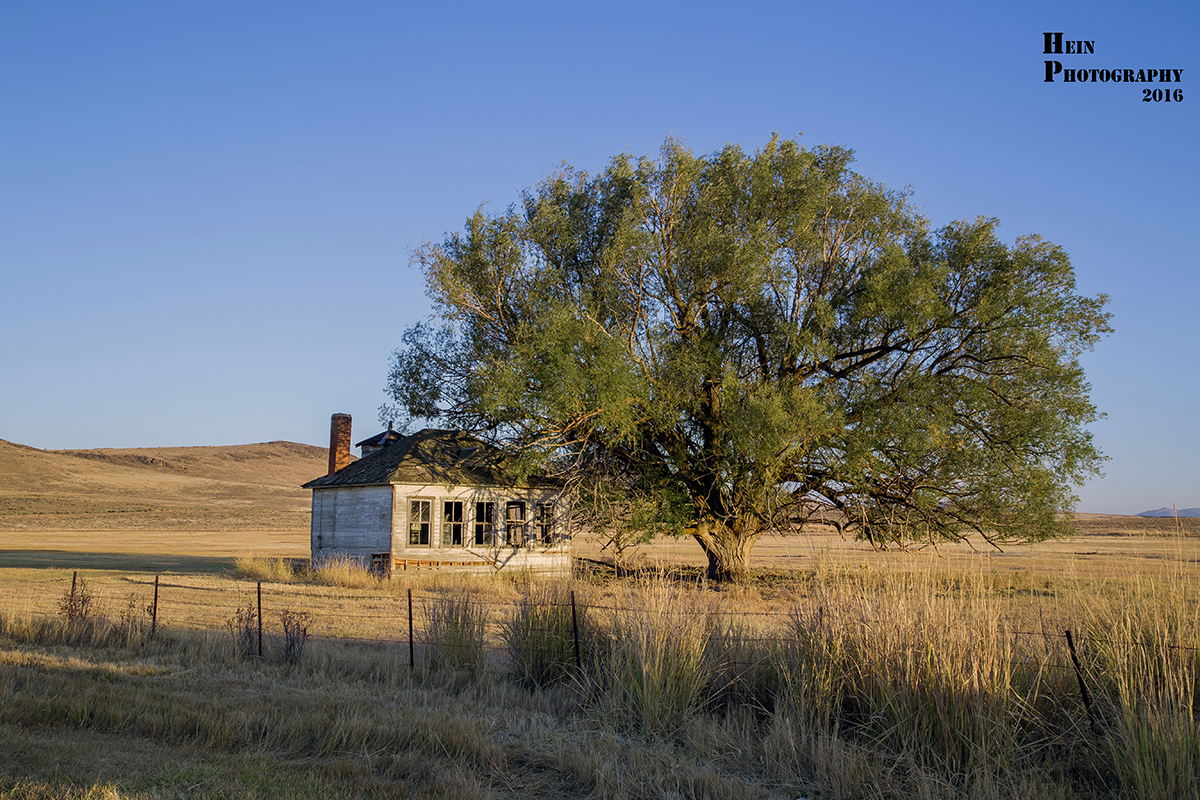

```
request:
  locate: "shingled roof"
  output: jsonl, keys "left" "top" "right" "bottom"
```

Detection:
{"left": 355, "top": 422, "right": 404, "bottom": 450}
{"left": 303, "top": 428, "right": 556, "bottom": 489}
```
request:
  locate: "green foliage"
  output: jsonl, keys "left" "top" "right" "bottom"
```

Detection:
{"left": 385, "top": 135, "right": 1111, "bottom": 578}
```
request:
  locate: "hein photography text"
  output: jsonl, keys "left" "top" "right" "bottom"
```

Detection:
{"left": 1042, "top": 32, "right": 1183, "bottom": 103}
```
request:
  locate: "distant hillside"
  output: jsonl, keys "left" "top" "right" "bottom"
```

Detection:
{"left": 1136, "top": 507, "right": 1200, "bottom": 518}
{"left": 0, "top": 438, "right": 335, "bottom": 531}
{"left": 1068, "top": 513, "right": 1200, "bottom": 537}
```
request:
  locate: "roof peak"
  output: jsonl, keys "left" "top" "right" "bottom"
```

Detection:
{"left": 306, "top": 428, "right": 526, "bottom": 489}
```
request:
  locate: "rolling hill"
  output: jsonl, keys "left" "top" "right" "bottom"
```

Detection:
{"left": 0, "top": 438, "right": 334, "bottom": 530}
{"left": 1136, "top": 507, "right": 1200, "bottom": 518}
{"left": 3, "top": 436, "right": 1196, "bottom": 539}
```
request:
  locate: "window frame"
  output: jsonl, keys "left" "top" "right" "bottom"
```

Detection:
{"left": 506, "top": 501, "right": 528, "bottom": 546}
{"left": 535, "top": 502, "right": 555, "bottom": 545}
{"left": 408, "top": 498, "right": 432, "bottom": 547}
{"left": 474, "top": 501, "right": 496, "bottom": 546}
{"left": 443, "top": 500, "right": 465, "bottom": 547}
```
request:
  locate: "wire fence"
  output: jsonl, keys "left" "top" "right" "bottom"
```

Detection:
{"left": 8, "top": 568, "right": 1200, "bottom": 798}
{"left": 8, "top": 568, "right": 1200, "bottom": 766}
{"left": 11, "top": 568, "right": 1198, "bottom": 694}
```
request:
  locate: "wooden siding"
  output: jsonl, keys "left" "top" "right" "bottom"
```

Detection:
{"left": 310, "top": 485, "right": 393, "bottom": 562}
{"left": 393, "top": 483, "right": 567, "bottom": 556}
{"left": 311, "top": 481, "right": 568, "bottom": 574}
{"left": 392, "top": 548, "right": 570, "bottom": 575}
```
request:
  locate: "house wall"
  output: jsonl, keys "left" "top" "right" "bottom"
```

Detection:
{"left": 310, "top": 485, "right": 394, "bottom": 563}
{"left": 310, "top": 482, "right": 569, "bottom": 574}
{"left": 391, "top": 482, "right": 568, "bottom": 554}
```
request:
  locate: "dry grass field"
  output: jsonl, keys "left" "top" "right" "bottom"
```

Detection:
{"left": 0, "top": 439, "right": 330, "bottom": 532}
{"left": 2, "top": 440, "right": 1198, "bottom": 799}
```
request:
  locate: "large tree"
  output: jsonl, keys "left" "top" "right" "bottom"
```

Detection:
{"left": 385, "top": 136, "right": 1110, "bottom": 580}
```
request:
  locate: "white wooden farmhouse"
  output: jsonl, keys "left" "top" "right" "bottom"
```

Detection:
{"left": 303, "top": 414, "right": 569, "bottom": 574}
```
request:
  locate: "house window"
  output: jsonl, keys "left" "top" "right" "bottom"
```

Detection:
{"left": 409, "top": 499, "right": 431, "bottom": 546}
{"left": 443, "top": 501, "right": 464, "bottom": 547}
{"left": 474, "top": 502, "right": 495, "bottom": 546}
{"left": 535, "top": 503, "right": 554, "bottom": 545}
{"left": 506, "top": 501, "right": 527, "bottom": 545}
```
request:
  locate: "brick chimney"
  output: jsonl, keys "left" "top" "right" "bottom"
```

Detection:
{"left": 328, "top": 413, "right": 352, "bottom": 476}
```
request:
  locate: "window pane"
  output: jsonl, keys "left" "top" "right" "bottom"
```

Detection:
{"left": 474, "top": 502, "right": 495, "bottom": 546}
{"left": 506, "top": 501, "right": 526, "bottom": 544}
{"left": 409, "top": 500, "right": 431, "bottom": 546}
{"left": 537, "top": 503, "right": 554, "bottom": 544}
{"left": 443, "top": 501, "right": 464, "bottom": 547}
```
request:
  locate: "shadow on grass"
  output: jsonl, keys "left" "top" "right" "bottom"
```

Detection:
{"left": 0, "top": 550, "right": 236, "bottom": 574}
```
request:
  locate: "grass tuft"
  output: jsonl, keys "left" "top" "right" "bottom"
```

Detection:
{"left": 422, "top": 592, "right": 487, "bottom": 673}
{"left": 232, "top": 555, "right": 295, "bottom": 583}
{"left": 502, "top": 581, "right": 584, "bottom": 688}
{"left": 305, "top": 554, "right": 384, "bottom": 589}
{"left": 589, "top": 581, "right": 718, "bottom": 737}
{"left": 280, "top": 608, "right": 312, "bottom": 664}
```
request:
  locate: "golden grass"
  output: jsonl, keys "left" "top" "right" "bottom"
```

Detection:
{"left": 588, "top": 582, "right": 720, "bottom": 737}
{"left": 1, "top": 527, "right": 1199, "bottom": 798}
{"left": 231, "top": 554, "right": 297, "bottom": 583}
{"left": 0, "top": 439, "right": 327, "bottom": 533}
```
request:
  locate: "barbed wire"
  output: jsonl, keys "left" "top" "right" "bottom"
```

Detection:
{"left": 10, "top": 572, "right": 1200, "bottom": 665}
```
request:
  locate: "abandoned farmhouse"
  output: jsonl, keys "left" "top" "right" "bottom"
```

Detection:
{"left": 303, "top": 414, "right": 570, "bottom": 573}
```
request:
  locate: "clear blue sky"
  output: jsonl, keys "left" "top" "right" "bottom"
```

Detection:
{"left": 1, "top": 1, "right": 1195, "bottom": 515}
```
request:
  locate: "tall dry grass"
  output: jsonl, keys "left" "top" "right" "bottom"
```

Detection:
{"left": 764, "top": 568, "right": 1060, "bottom": 796}
{"left": 1085, "top": 571, "right": 1200, "bottom": 800}
{"left": 2, "top": 548, "right": 1198, "bottom": 798}
{"left": 422, "top": 592, "right": 488, "bottom": 673}
{"left": 234, "top": 553, "right": 385, "bottom": 588}
{"left": 587, "top": 582, "right": 719, "bottom": 737}
{"left": 231, "top": 554, "right": 295, "bottom": 583}
{"left": 233, "top": 553, "right": 516, "bottom": 596}
{"left": 502, "top": 581, "right": 584, "bottom": 688}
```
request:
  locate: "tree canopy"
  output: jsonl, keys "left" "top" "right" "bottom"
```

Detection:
{"left": 384, "top": 135, "right": 1111, "bottom": 580}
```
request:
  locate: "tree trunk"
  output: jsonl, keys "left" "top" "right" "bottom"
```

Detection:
{"left": 691, "top": 519, "right": 761, "bottom": 582}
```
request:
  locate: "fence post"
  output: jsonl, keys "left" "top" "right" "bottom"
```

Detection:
{"left": 70, "top": 571, "right": 77, "bottom": 604}
{"left": 408, "top": 588, "right": 415, "bottom": 671}
{"left": 151, "top": 575, "right": 159, "bottom": 636}
{"left": 257, "top": 581, "right": 263, "bottom": 658}
{"left": 571, "top": 590, "right": 581, "bottom": 671}
{"left": 1064, "top": 628, "right": 1097, "bottom": 731}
